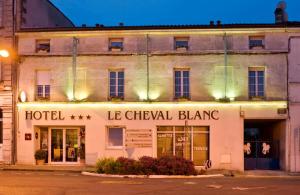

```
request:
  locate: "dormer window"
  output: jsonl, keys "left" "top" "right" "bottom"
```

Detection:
{"left": 109, "top": 38, "right": 123, "bottom": 51}
{"left": 174, "top": 37, "right": 189, "bottom": 51}
{"left": 249, "top": 36, "right": 265, "bottom": 49}
{"left": 36, "top": 39, "right": 50, "bottom": 53}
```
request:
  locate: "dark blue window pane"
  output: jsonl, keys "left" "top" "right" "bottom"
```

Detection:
{"left": 249, "top": 71, "right": 255, "bottom": 77}
{"left": 118, "top": 71, "right": 124, "bottom": 78}
{"left": 258, "top": 76, "right": 264, "bottom": 84}
{"left": 258, "top": 71, "right": 264, "bottom": 77}
{"left": 110, "top": 72, "right": 116, "bottom": 78}
{"left": 175, "top": 71, "right": 181, "bottom": 77}
{"left": 183, "top": 71, "right": 189, "bottom": 77}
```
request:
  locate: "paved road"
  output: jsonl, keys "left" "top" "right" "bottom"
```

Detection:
{"left": 0, "top": 171, "right": 300, "bottom": 195}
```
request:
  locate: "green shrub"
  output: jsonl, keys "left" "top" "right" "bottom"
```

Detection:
{"left": 34, "top": 149, "right": 47, "bottom": 160}
{"left": 116, "top": 157, "right": 143, "bottom": 175}
{"left": 96, "top": 158, "right": 121, "bottom": 174}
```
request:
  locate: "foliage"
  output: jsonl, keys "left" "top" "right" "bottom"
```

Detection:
{"left": 95, "top": 156, "right": 197, "bottom": 175}
{"left": 34, "top": 149, "right": 47, "bottom": 160}
{"left": 96, "top": 158, "right": 121, "bottom": 174}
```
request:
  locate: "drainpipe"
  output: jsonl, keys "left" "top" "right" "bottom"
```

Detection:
{"left": 72, "top": 37, "right": 79, "bottom": 101}
{"left": 12, "top": 0, "right": 17, "bottom": 165}
{"left": 146, "top": 34, "right": 150, "bottom": 101}
{"left": 287, "top": 36, "right": 300, "bottom": 172}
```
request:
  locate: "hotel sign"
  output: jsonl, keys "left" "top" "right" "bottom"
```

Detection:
{"left": 108, "top": 110, "right": 219, "bottom": 121}
{"left": 25, "top": 110, "right": 219, "bottom": 121}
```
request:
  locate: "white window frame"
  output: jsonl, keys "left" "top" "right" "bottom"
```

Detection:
{"left": 36, "top": 70, "right": 51, "bottom": 100}
{"left": 248, "top": 67, "right": 265, "bottom": 99}
{"left": 109, "top": 70, "right": 124, "bottom": 100}
{"left": 106, "top": 126, "right": 125, "bottom": 149}
{"left": 174, "top": 37, "right": 189, "bottom": 51}
{"left": 174, "top": 69, "right": 190, "bottom": 99}
{"left": 249, "top": 36, "right": 265, "bottom": 49}
{"left": 109, "top": 38, "right": 123, "bottom": 51}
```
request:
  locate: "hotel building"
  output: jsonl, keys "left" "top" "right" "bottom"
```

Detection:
{"left": 14, "top": 21, "right": 300, "bottom": 172}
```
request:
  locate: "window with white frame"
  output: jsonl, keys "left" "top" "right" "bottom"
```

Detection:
{"left": 174, "top": 37, "right": 189, "bottom": 50}
{"left": 109, "top": 38, "right": 123, "bottom": 51}
{"left": 109, "top": 70, "right": 124, "bottom": 100}
{"left": 249, "top": 36, "right": 265, "bottom": 49}
{"left": 107, "top": 127, "right": 123, "bottom": 148}
{"left": 36, "top": 70, "right": 50, "bottom": 100}
{"left": 248, "top": 67, "right": 265, "bottom": 99}
{"left": 174, "top": 69, "right": 190, "bottom": 99}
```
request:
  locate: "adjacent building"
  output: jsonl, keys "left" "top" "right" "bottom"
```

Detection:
{"left": 0, "top": 0, "right": 73, "bottom": 164}
{"left": 15, "top": 21, "right": 300, "bottom": 171}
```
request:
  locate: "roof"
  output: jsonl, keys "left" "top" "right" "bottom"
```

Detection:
{"left": 17, "top": 21, "right": 300, "bottom": 33}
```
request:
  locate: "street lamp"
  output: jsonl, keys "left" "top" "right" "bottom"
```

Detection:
{"left": 0, "top": 50, "right": 9, "bottom": 58}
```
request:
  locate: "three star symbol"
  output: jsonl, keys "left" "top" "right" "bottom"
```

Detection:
{"left": 70, "top": 115, "right": 92, "bottom": 120}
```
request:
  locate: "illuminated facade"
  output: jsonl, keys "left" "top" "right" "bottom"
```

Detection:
{"left": 15, "top": 23, "right": 300, "bottom": 171}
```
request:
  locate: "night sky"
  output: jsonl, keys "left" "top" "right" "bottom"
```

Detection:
{"left": 51, "top": 0, "right": 300, "bottom": 26}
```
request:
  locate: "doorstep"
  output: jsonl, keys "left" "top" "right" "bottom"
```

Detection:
{"left": 236, "top": 170, "right": 300, "bottom": 178}
{"left": 0, "top": 164, "right": 94, "bottom": 173}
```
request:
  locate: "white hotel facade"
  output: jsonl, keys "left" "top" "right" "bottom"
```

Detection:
{"left": 15, "top": 23, "right": 300, "bottom": 172}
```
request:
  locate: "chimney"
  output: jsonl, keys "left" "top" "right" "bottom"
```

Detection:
{"left": 217, "top": 20, "right": 221, "bottom": 25}
{"left": 210, "top": 21, "right": 214, "bottom": 26}
{"left": 275, "top": 1, "right": 288, "bottom": 24}
{"left": 119, "top": 22, "right": 124, "bottom": 26}
{"left": 82, "top": 24, "right": 87, "bottom": 27}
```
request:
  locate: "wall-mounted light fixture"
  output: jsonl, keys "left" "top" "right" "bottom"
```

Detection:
{"left": 19, "top": 91, "right": 27, "bottom": 102}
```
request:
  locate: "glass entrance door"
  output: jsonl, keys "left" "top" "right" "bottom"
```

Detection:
{"left": 51, "top": 129, "right": 63, "bottom": 162}
{"left": 50, "top": 127, "right": 80, "bottom": 164}
{"left": 66, "top": 129, "right": 79, "bottom": 162}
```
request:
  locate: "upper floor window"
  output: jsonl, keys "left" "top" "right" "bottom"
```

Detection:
{"left": 248, "top": 67, "right": 265, "bottom": 99}
{"left": 36, "top": 39, "right": 50, "bottom": 53}
{"left": 249, "top": 36, "right": 265, "bottom": 49}
{"left": 174, "top": 69, "right": 190, "bottom": 99}
{"left": 174, "top": 37, "right": 189, "bottom": 51}
{"left": 109, "top": 70, "right": 124, "bottom": 100}
{"left": 36, "top": 70, "right": 50, "bottom": 100}
{"left": 109, "top": 38, "right": 123, "bottom": 51}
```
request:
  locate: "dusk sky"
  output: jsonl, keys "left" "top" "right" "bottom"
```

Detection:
{"left": 51, "top": 0, "right": 300, "bottom": 26}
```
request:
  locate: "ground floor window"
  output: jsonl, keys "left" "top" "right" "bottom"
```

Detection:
{"left": 157, "top": 126, "right": 209, "bottom": 166}
{"left": 107, "top": 127, "right": 124, "bottom": 148}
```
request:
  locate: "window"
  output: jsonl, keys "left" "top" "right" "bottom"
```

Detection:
{"left": 107, "top": 127, "right": 123, "bottom": 148}
{"left": 109, "top": 38, "right": 123, "bottom": 51}
{"left": 109, "top": 70, "right": 124, "bottom": 100}
{"left": 174, "top": 37, "right": 189, "bottom": 50}
{"left": 174, "top": 70, "right": 190, "bottom": 99}
{"left": 249, "top": 36, "right": 265, "bottom": 49}
{"left": 248, "top": 68, "right": 265, "bottom": 99}
{"left": 36, "top": 39, "right": 50, "bottom": 53}
{"left": 36, "top": 70, "right": 50, "bottom": 100}
{"left": 157, "top": 126, "right": 209, "bottom": 166}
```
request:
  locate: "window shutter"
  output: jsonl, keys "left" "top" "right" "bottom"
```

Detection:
{"left": 36, "top": 70, "right": 50, "bottom": 85}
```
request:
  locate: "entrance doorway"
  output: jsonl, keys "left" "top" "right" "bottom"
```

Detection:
{"left": 244, "top": 120, "right": 285, "bottom": 170}
{"left": 35, "top": 126, "right": 85, "bottom": 164}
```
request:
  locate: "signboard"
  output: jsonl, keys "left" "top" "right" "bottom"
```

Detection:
{"left": 25, "top": 133, "right": 32, "bottom": 141}
{"left": 125, "top": 129, "right": 152, "bottom": 148}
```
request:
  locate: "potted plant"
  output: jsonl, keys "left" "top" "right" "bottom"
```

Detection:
{"left": 34, "top": 149, "right": 47, "bottom": 165}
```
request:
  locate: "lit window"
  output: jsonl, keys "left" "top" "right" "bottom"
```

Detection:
{"left": 174, "top": 70, "right": 190, "bottom": 99}
{"left": 109, "top": 70, "right": 124, "bottom": 100}
{"left": 249, "top": 36, "right": 265, "bottom": 49}
{"left": 157, "top": 126, "right": 209, "bottom": 166}
{"left": 36, "top": 39, "right": 50, "bottom": 53}
{"left": 174, "top": 37, "right": 189, "bottom": 50}
{"left": 248, "top": 68, "right": 265, "bottom": 99}
{"left": 107, "top": 127, "right": 123, "bottom": 148}
{"left": 109, "top": 38, "right": 123, "bottom": 51}
{"left": 36, "top": 70, "right": 50, "bottom": 100}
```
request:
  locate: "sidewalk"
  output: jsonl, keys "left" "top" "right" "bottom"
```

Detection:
{"left": 0, "top": 164, "right": 95, "bottom": 173}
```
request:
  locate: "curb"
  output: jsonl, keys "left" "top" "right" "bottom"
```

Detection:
{"left": 81, "top": 171, "right": 224, "bottom": 179}
{"left": 234, "top": 174, "right": 300, "bottom": 179}
{"left": 0, "top": 167, "right": 83, "bottom": 173}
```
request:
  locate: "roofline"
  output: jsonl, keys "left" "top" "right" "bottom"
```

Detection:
{"left": 47, "top": 0, "right": 75, "bottom": 27}
{"left": 16, "top": 22, "right": 300, "bottom": 33}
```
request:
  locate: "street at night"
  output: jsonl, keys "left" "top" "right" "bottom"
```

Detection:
{"left": 0, "top": 171, "right": 300, "bottom": 195}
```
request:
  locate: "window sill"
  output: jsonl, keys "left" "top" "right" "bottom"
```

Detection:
{"left": 249, "top": 97, "right": 265, "bottom": 101}
{"left": 106, "top": 146, "right": 124, "bottom": 150}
